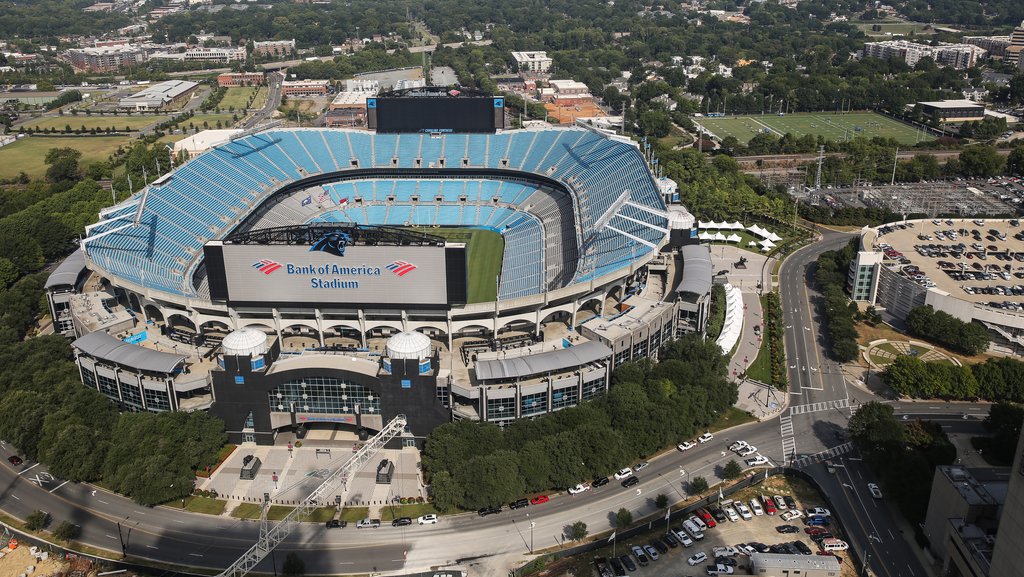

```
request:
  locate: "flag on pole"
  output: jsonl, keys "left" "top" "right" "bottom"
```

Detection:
{"left": 607, "top": 531, "right": 616, "bottom": 543}
{"left": 719, "top": 487, "right": 724, "bottom": 501}
{"left": 664, "top": 508, "right": 671, "bottom": 521}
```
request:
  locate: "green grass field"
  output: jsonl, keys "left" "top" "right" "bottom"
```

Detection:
{"left": 697, "top": 111, "right": 926, "bottom": 146}
{"left": 407, "top": 227, "right": 504, "bottom": 303}
{"left": 20, "top": 114, "right": 164, "bottom": 132}
{"left": 182, "top": 113, "right": 238, "bottom": 130}
{"left": 0, "top": 135, "right": 130, "bottom": 179}
{"left": 219, "top": 87, "right": 263, "bottom": 111}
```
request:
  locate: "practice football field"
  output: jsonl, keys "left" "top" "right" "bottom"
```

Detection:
{"left": 696, "top": 111, "right": 926, "bottom": 146}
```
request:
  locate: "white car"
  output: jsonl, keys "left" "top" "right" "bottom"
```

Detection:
{"left": 417, "top": 514, "right": 438, "bottom": 525}
{"left": 737, "top": 446, "right": 758, "bottom": 457}
{"left": 868, "top": 483, "right": 883, "bottom": 499}
{"left": 712, "top": 546, "right": 738, "bottom": 557}
{"left": 677, "top": 441, "right": 696, "bottom": 451}
{"left": 735, "top": 502, "right": 753, "bottom": 520}
{"left": 614, "top": 468, "right": 634, "bottom": 480}
{"left": 806, "top": 507, "right": 831, "bottom": 517}
{"left": 723, "top": 506, "right": 739, "bottom": 522}
{"left": 737, "top": 543, "right": 756, "bottom": 556}
{"left": 706, "top": 564, "right": 734, "bottom": 576}
{"left": 749, "top": 498, "right": 764, "bottom": 516}
{"left": 781, "top": 510, "right": 804, "bottom": 521}
{"left": 674, "top": 529, "right": 694, "bottom": 547}
{"left": 698, "top": 432, "right": 714, "bottom": 444}
{"left": 643, "top": 545, "right": 659, "bottom": 561}
{"left": 773, "top": 495, "right": 788, "bottom": 510}
{"left": 745, "top": 455, "right": 769, "bottom": 466}
{"left": 728, "top": 441, "right": 749, "bottom": 452}
{"left": 635, "top": 461, "right": 650, "bottom": 471}
{"left": 568, "top": 483, "right": 591, "bottom": 495}
{"left": 687, "top": 551, "right": 708, "bottom": 566}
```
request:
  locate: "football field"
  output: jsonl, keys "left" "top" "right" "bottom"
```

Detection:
{"left": 696, "top": 112, "right": 926, "bottom": 146}
{"left": 406, "top": 227, "right": 504, "bottom": 303}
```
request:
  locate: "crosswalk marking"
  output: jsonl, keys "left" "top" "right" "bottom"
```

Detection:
{"left": 791, "top": 442, "right": 855, "bottom": 469}
{"left": 789, "top": 398, "right": 849, "bottom": 416}
{"left": 779, "top": 415, "right": 796, "bottom": 465}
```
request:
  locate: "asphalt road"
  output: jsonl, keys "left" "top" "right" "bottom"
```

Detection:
{"left": 241, "top": 72, "right": 284, "bottom": 130}
{"left": 0, "top": 231, "right": 995, "bottom": 576}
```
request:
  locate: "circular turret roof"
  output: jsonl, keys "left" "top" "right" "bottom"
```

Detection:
{"left": 222, "top": 328, "right": 269, "bottom": 357}
{"left": 386, "top": 331, "right": 432, "bottom": 360}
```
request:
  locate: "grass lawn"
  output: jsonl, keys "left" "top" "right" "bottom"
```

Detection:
{"left": 230, "top": 502, "right": 262, "bottom": 519}
{"left": 252, "top": 87, "right": 268, "bottom": 110}
{"left": 379, "top": 502, "right": 437, "bottom": 521}
{"left": 182, "top": 113, "right": 238, "bottom": 130}
{"left": 710, "top": 406, "right": 757, "bottom": 433}
{"left": 745, "top": 336, "right": 772, "bottom": 383}
{"left": 178, "top": 495, "right": 227, "bottom": 515}
{"left": 339, "top": 506, "right": 370, "bottom": 522}
{"left": 697, "top": 111, "right": 925, "bottom": 146}
{"left": 855, "top": 21, "right": 937, "bottom": 36}
{"left": 0, "top": 135, "right": 131, "bottom": 180}
{"left": 21, "top": 114, "right": 164, "bottom": 131}
{"left": 219, "top": 87, "right": 262, "bottom": 111}
{"left": 409, "top": 227, "right": 504, "bottom": 303}
{"left": 229, "top": 504, "right": 337, "bottom": 521}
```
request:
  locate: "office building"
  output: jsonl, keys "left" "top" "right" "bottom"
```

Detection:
{"left": 253, "top": 39, "right": 295, "bottom": 58}
{"left": 184, "top": 46, "right": 246, "bottom": 63}
{"left": 118, "top": 80, "right": 199, "bottom": 111}
{"left": 281, "top": 80, "right": 330, "bottom": 97}
{"left": 918, "top": 100, "right": 987, "bottom": 122}
{"left": 217, "top": 72, "right": 265, "bottom": 87}
{"left": 66, "top": 45, "right": 147, "bottom": 72}
{"left": 989, "top": 425, "right": 1024, "bottom": 577}
{"left": 512, "top": 51, "right": 552, "bottom": 73}
{"left": 863, "top": 40, "right": 987, "bottom": 69}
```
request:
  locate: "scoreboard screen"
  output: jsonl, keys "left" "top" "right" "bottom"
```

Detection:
{"left": 369, "top": 96, "right": 505, "bottom": 133}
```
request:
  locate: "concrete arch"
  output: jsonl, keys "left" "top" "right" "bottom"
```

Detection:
{"left": 323, "top": 320, "right": 362, "bottom": 334}
{"left": 452, "top": 323, "right": 491, "bottom": 339}
{"left": 127, "top": 293, "right": 143, "bottom": 315}
{"left": 238, "top": 322, "right": 276, "bottom": 335}
{"left": 199, "top": 320, "right": 231, "bottom": 336}
{"left": 143, "top": 304, "right": 165, "bottom": 324}
{"left": 166, "top": 313, "right": 196, "bottom": 331}
{"left": 497, "top": 318, "right": 535, "bottom": 335}
{"left": 279, "top": 320, "right": 319, "bottom": 333}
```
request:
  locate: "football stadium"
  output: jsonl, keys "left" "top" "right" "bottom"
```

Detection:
{"left": 46, "top": 91, "right": 713, "bottom": 445}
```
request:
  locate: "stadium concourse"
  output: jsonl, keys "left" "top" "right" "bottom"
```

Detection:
{"left": 46, "top": 124, "right": 722, "bottom": 446}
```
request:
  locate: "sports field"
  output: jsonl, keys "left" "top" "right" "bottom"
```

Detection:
{"left": 19, "top": 114, "right": 164, "bottom": 132}
{"left": 405, "top": 227, "right": 504, "bottom": 303}
{"left": 0, "top": 135, "right": 130, "bottom": 180}
{"left": 696, "top": 112, "right": 926, "bottom": 146}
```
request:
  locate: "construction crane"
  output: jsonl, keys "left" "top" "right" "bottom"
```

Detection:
{"left": 217, "top": 414, "right": 408, "bottom": 577}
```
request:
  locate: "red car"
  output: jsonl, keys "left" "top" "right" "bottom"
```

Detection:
{"left": 696, "top": 508, "right": 717, "bottom": 528}
{"left": 7, "top": 456, "right": 22, "bottom": 466}
{"left": 805, "top": 526, "right": 828, "bottom": 535}
{"left": 529, "top": 495, "right": 549, "bottom": 505}
{"left": 761, "top": 495, "right": 777, "bottom": 515}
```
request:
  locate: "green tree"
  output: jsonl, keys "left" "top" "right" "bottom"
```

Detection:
{"left": 848, "top": 402, "right": 904, "bottom": 454}
{"left": 957, "top": 145, "right": 1004, "bottom": 178}
{"left": 985, "top": 402, "right": 1024, "bottom": 463}
{"left": 615, "top": 507, "right": 633, "bottom": 528}
{"left": 722, "top": 459, "right": 742, "bottom": 480}
{"left": 44, "top": 147, "right": 82, "bottom": 186}
{"left": 1009, "top": 145, "right": 1024, "bottom": 177}
{"left": 690, "top": 476, "right": 709, "bottom": 494}
{"left": 53, "top": 521, "right": 79, "bottom": 541}
{"left": 568, "top": 520, "right": 588, "bottom": 542}
{"left": 428, "top": 470, "right": 460, "bottom": 512}
{"left": 655, "top": 493, "right": 669, "bottom": 509}
{"left": 25, "top": 510, "right": 48, "bottom": 531}
{"left": 282, "top": 552, "right": 305, "bottom": 577}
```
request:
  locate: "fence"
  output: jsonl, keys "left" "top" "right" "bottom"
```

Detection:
{"left": 511, "top": 467, "right": 866, "bottom": 577}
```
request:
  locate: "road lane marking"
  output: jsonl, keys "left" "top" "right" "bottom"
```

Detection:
{"left": 105, "top": 534, "right": 117, "bottom": 539}
{"left": 188, "top": 553, "right": 203, "bottom": 557}
{"left": 49, "top": 480, "right": 69, "bottom": 493}
{"left": 97, "top": 499, "right": 109, "bottom": 504}
{"left": 11, "top": 495, "right": 19, "bottom": 500}
{"left": 17, "top": 463, "right": 39, "bottom": 475}
{"left": 147, "top": 545, "right": 158, "bottom": 549}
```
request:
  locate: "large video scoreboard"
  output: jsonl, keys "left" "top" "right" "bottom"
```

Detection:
{"left": 368, "top": 95, "right": 505, "bottom": 133}
{"left": 204, "top": 241, "right": 467, "bottom": 309}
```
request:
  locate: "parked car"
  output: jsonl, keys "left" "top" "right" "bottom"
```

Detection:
{"left": 781, "top": 510, "right": 804, "bottom": 522}
{"left": 776, "top": 525, "right": 800, "bottom": 534}
{"left": 663, "top": 531, "right": 680, "bottom": 548}
{"left": 642, "top": 544, "right": 660, "bottom": 561}
{"left": 712, "top": 546, "right": 738, "bottom": 557}
{"left": 634, "top": 461, "right": 649, "bottom": 472}
{"left": 723, "top": 505, "right": 739, "bottom": 522}
{"left": 417, "top": 514, "right": 438, "bottom": 525}
{"left": 509, "top": 498, "right": 529, "bottom": 510}
{"left": 762, "top": 495, "right": 777, "bottom": 515}
{"left": 477, "top": 506, "right": 502, "bottom": 517}
{"left": 650, "top": 537, "right": 669, "bottom": 554}
{"left": 673, "top": 528, "right": 694, "bottom": 547}
{"left": 792, "top": 540, "right": 813, "bottom": 555}
{"left": 698, "top": 432, "right": 714, "bottom": 443}
{"left": 619, "top": 555, "right": 637, "bottom": 572}
{"left": 592, "top": 477, "right": 610, "bottom": 488}
{"left": 868, "top": 483, "right": 883, "bottom": 499}
{"left": 677, "top": 441, "right": 696, "bottom": 451}
{"left": 706, "top": 564, "right": 734, "bottom": 576}
{"left": 7, "top": 456, "right": 22, "bottom": 466}
{"left": 714, "top": 556, "right": 738, "bottom": 567}
{"left": 749, "top": 498, "right": 764, "bottom": 516}
{"left": 356, "top": 518, "right": 381, "bottom": 529}
{"left": 745, "top": 456, "right": 769, "bottom": 466}
{"left": 805, "top": 526, "right": 828, "bottom": 535}
{"left": 621, "top": 476, "right": 640, "bottom": 488}
{"left": 773, "top": 495, "right": 788, "bottom": 510}
{"left": 735, "top": 502, "right": 753, "bottom": 520}
{"left": 687, "top": 552, "right": 708, "bottom": 566}
{"left": 530, "top": 495, "right": 549, "bottom": 505}
{"left": 568, "top": 483, "right": 591, "bottom": 495}
{"left": 392, "top": 517, "right": 412, "bottom": 527}
{"left": 806, "top": 507, "right": 831, "bottom": 517}
{"left": 325, "top": 519, "right": 346, "bottom": 528}
{"left": 806, "top": 515, "right": 830, "bottom": 526}
{"left": 697, "top": 508, "right": 718, "bottom": 528}
{"left": 630, "top": 545, "right": 650, "bottom": 567}
{"left": 614, "top": 468, "right": 634, "bottom": 480}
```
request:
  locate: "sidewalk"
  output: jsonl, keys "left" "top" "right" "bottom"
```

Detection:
{"left": 730, "top": 291, "right": 787, "bottom": 420}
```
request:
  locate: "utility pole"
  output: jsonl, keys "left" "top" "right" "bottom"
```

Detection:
{"left": 814, "top": 145, "right": 824, "bottom": 191}
{"left": 890, "top": 147, "right": 899, "bottom": 186}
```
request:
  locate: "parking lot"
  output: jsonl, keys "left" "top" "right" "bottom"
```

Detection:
{"left": 592, "top": 477, "right": 853, "bottom": 577}
{"left": 871, "top": 218, "right": 1024, "bottom": 312}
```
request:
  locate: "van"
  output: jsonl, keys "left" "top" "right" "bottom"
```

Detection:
{"left": 690, "top": 515, "right": 707, "bottom": 531}
{"left": 821, "top": 538, "right": 849, "bottom": 552}
{"left": 682, "top": 519, "right": 704, "bottom": 540}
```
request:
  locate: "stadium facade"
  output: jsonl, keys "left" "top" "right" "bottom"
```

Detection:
{"left": 49, "top": 124, "right": 713, "bottom": 445}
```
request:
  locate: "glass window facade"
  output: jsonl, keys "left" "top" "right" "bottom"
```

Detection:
{"left": 144, "top": 388, "right": 171, "bottom": 411}
{"left": 521, "top": 391, "right": 547, "bottom": 416}
{"left": 82, "top": 368, "right": 97, "bottom": 390}
{"left": 97, "top": 373, "right": 119, "bottom": 400}
{"left": 486, "top": 396, "right": 515, "bottom": 419}
{"left": 120, "top": 382, "right": 144, "bottom": 410}
{"left": 551, "top": 386, "right": 578, "bottom": 410}
{"left": 614, "top": 349, "right": 630, "bottom": 366}
{"left": 582, "top": 377, "right": 606, "bottom": 401}
{"left": 268, "top": 377, "right": 381, "bottom": 414}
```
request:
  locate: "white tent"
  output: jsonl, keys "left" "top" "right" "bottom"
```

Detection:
{"left": 699, "top": 231, "right": 714, "bottom": 240}
{"left": 713, "top": 232, "right": 727, "bottom": 241}
{"left": 698, "top": 220, "right": 715, "bottom": 229}
{"left": 760, "top": 239, "right": 776, "bottom": 250}
{"left": 766, "top": 231, "right": 782, "bottom": 242}
{"left": 724, "top": 221, "right": 744, "bottom": 230}
{"left": 760, "top": 246, "right": 771, "bottom": 252}
{"left": 726, "top": 233, "right": 742, "bottom": 243}
{"left": 747, "top": 224, "right": 769, "bottom": 239}
{"left": 716, "top": 283, "right": 744, "bottom": 355}
{"left": 747, "top": 241, "right": 757, "bottom": 247}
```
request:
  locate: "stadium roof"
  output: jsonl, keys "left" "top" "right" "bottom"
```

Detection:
{"left": 676, "top": 244, "right": 712, "bottom": 296}
{"left": 72, "top": 331, "right": 186, "bottom": 373}
{"left": 45, "top": 248, "right": 87, "bottom": 289}
{"left": 474, "top": 341, "right": 612, "bottom": 381}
